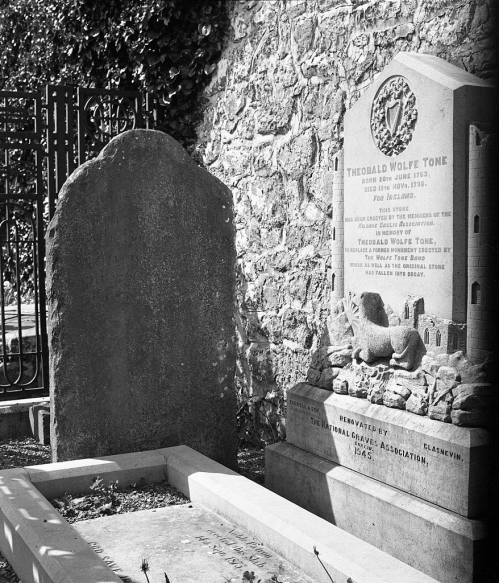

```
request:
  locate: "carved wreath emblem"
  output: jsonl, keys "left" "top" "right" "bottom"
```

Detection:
{"left": 371, "top": 76, "right": 418, "bottom": 157}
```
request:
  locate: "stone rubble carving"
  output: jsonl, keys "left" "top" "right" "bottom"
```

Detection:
{"left": 305, "top": 296, "right": 493, "bottom": 428}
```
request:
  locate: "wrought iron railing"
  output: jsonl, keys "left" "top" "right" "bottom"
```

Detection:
{"left": 0, "top": 86, "right": 157, "bottom": 400}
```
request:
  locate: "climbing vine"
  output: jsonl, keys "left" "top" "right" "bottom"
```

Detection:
{"left": 0, "top": 0, "right": 228, "bottom": 150}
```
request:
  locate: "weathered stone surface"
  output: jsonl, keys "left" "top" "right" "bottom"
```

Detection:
{"left": 348, "top": 383, "right": 368, "bottom": 399}
{"left": 394, "top": 378, "right": 424, "bottom": 395}
{"left": 347, "top": 365, "right": 370, "bottom": 398}
{"left": 431, "top": 381, "right": 456, "bottom": 406}
{"left": 383, "top": 391, "right": 406, "bottom": 410}
{"left": 406, "top": 392, "right": 428, "bottom": 416}
{"left": 366, "top": 369, "right": 391, "bottom": 405}
{"left": 451, "top": 409, "right": 492, "bottom": 428}
{"left": 384, "top": 377, "right": 411, "bottom": 400}
{"left": 428, "top": 402, "right": 452, "bottom": 423}
{"left": 309, "top": 346, "right": 328, "bottom": 370}
{"left": 332, "top": 365, "right": 355, "bottom": 394}
{"left": 421, "top": 355, "right": 440, "bottom": 377}
{"left": 310, "top": 344, "right": 351, "bottom": 371}
{"left": 47, "top": 130, "right": 237, "bottom": 467}
{"left": 326, "top": 347, "right": 353, "bottom": 367}
{"left": 306, "top": 366, "right": 321, "bottom": 385}
{"left": 436, "top": 367, "right": 461, "bottom": 387}
{"left": 452, "top": 357, "right": 488, "bottom": 383}
{"left": 451, "top": 383, "right": 494, "bottom": 410}
{"left": 391, "top": 385, "right": 412, "bottom": 400}
{"left": 367, "top": 383, "right": 386, "bottom": 405}
{"left": 332, "top": 377, "right": 349, "bottom": 395}
{"left": 325, "top": 308, "right": 354, "bottom": 346}
{"left": 317, "top": 367, "right": 339, "bottom": 390}
{"left": 394, "top": 369, "right": 427, "bottom": 388}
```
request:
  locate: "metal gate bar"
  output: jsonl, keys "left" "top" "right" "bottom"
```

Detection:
{"left": 0, "top": 85, "right": 157, "bottom": 401}
{"left": 46, "top": 86, "right": 76, "bottom": 221}
{"left": 0, "top": 91, "right": 48, "bottom": 399}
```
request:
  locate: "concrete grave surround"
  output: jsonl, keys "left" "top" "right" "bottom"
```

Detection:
{"left": 0, "top": 446, "right": 440, "bottom": 583}
{"left": 343, "top": 52, "right": 495, "bottom": 322}
{"left": 286, "top": 383, "right": 490, "bottom": 518}
{"left": 46, "top": 130, "right": 238, "bottom": 467}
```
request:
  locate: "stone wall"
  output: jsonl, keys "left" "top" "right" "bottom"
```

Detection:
{"left": 194, "top": 0, "right": 497, "bottom": 403}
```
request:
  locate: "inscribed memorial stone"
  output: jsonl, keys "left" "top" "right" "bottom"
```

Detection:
{"left": 73, "top": 505, "right": 311, "bottom": 583}
{"left": 267, "top": 53, "right": 496, "bottom": 583}
{"left": 47, "top": 130, "right": 237, "bottom": 467}
{"left": 343, "top": 52, "right": 495, "bottom": 322}
{"left": 286, "top": 383, "right": 489, "bottom": 517}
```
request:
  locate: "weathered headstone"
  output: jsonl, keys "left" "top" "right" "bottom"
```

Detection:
{"left": 267, "top": 53, "right": 496, "bottom": 583}
{"left": 47, "top": 130, "right": 238, "bottom": 468}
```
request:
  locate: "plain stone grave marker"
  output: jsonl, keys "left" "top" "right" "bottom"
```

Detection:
{"left": 47, "top": 130, "right": 237, "bottom": 468}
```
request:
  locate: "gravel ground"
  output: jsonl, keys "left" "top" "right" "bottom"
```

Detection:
{"left": 0, "top": 437, "right": 51, "bottom": 470}
{"left": 0, "top": 437, "right": 265, "bottom": 582}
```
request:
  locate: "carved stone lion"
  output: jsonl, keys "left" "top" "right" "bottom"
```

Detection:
{"left": 344, "top": 291, "right": 419, "bottom": 370}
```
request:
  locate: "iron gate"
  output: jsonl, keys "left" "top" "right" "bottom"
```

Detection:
{"left": 0, "top": 86, "right": 158, "bottom": 401}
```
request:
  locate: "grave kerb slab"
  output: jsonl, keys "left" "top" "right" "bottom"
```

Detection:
{"left": 0, "top": 445, "right": 440, "bottom": 583}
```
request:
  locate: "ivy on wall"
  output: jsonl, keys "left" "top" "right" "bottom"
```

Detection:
{"left": 0, "top": 0, "right": 228, "bottom": 150}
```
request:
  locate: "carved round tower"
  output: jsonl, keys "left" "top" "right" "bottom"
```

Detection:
{"left": 330, "top": 149, "right": 344, "bottom": 309}
{"left": 466, "top": 123, "right": 495, "bottom": 362}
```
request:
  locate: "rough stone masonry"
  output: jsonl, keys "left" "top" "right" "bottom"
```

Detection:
{"left": 47, "top": 130, "right": 238, "bottom": 468}
{"left": 194, "top": 0, "right": 497, "bottom": 405}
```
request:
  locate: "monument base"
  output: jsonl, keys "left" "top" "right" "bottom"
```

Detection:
{"left": 266, "top": 442, "right": 486, "bottom": 583}
{"left": 286, "top": 383, "right": 490, "bottom": 517}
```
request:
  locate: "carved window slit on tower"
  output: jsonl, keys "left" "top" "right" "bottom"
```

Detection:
{"left": 423, "top": 328, "right": 429, "bottom": 344}
{"left": 473, "top": 215, "right": 480, "bottom": 233}
{"left": 435, "top": 330, "right": 441, "bottom": 347}
{"left": 471, "top": 281, "right": 481, "bottom": 305}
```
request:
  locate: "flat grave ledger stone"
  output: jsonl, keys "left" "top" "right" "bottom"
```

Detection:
{"left": 47, "top": 130, "right": 238, "bottom": 467}
{"left": 286, "top": 383, "right": 489, "bottom": 518}
{"left": 73, "top": 504, "right": 312, "bottom": 583}
{"left": 343, "top": 52, "right": 495, "bottom": 322}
